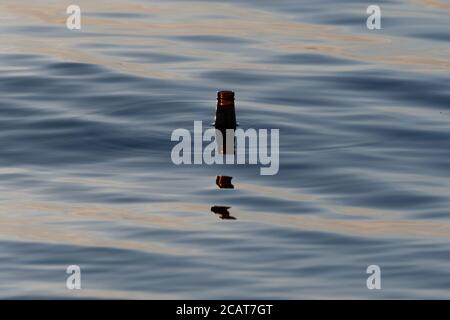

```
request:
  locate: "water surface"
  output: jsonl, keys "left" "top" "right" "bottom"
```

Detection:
{"left": 0, "top": 0, "right": 450, "bottom": 299}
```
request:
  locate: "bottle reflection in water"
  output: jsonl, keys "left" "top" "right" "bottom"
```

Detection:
{"left": 211, "top": 206, "right": 236, "bottom": 220}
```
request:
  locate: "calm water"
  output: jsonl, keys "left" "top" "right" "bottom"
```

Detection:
{"left": 0, "top": 0, "right": 450, "bottom": 299}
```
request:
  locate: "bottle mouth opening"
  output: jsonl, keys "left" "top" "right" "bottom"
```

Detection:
{"left": 217, "top": 90, "right": 235, "bottom": 101}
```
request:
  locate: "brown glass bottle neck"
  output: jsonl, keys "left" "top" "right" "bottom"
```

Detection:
{"left": 217, "top": 100, "right": 235, "bottom": 108}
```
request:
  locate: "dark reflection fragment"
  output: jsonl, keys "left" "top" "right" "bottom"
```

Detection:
{"left": 216, "top": 175, "right": 234, "bottom": 189}
{"left": 211, "top": 206, "right": 236, "bottom": 220}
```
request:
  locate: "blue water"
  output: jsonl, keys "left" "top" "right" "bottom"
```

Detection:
{"left": 0, "top": 0, "right": 450, "bottom": 299}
